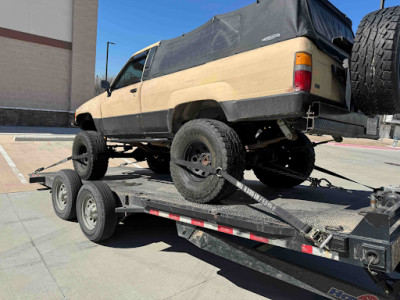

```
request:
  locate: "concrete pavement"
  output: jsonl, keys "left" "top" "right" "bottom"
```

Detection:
{"left": 0, "top": 191, "right": 319, "bottom": 300}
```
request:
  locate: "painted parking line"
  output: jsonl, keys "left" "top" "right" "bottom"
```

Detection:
{"left": 123, "top": 158, "right": 144, "bottom": 169}
{"left": 0, "top": 144, "right": 28, "bottom": 184}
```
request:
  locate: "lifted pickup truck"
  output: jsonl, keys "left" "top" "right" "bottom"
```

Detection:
{"left": 73, "top": 0, "right": 400, "bottom": 204}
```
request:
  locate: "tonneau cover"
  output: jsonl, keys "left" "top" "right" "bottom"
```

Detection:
{"left": 147, "top": 0, "right": 353, "bottom": 79}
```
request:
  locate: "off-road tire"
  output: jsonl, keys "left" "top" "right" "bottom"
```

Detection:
{"left": 72, "top": 131, "right": 109, "bottom": 180}
{"left": 76, "top": 182, "right": 119, "bottom": 242}
{"left": 253, "top": 132, "right": 315, "bottom": 188}
{"left": 147, "top": 153, "right": 170, "bottom": 174}
{"left": 351, "top": 6, "right": 400, "bottom": 115}
{"left": 52, "top": 169, "right": 82, "bottom": 220}
{"left": 170, "top": 119, "right": 245, "bottom": 204}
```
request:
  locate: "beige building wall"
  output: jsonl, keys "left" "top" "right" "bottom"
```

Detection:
{"left": 70, "top": 0, "right": 99, "bottom": 111}
{"left": 0, "top": 0, "right": 98, "bottom": 127}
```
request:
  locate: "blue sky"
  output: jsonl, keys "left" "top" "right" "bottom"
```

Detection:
{"left": 95, "top": 0, "right": 397, "bottom": 77}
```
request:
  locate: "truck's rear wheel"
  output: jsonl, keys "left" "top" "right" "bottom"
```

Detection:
{"left": 72, "top": 131, "right": 109, "bottom": 180}
{"left": 170, "top": 119, "right": 245, "bottom": 204}
{"left": 52, "top": 169, "right": 82, "bottom": 220}
{"left": 253, "top": 132, "right": 315, "bottom": 188}
{"left": 76, "top": 182, "right": 118, "bottom": 242}
{"left": 351, "top": 6, "right": 400, "bottom": 115}
{"left": 147, "top": 153, "right": 170, "bottom": 174}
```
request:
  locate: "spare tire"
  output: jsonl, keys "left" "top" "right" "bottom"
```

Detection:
{"left": 351, "top": 6, "right": 400, "bottom": 115}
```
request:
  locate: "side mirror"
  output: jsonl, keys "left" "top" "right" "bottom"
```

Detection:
{"left": 101, "top": 80, "right": 111, "bottom": 90}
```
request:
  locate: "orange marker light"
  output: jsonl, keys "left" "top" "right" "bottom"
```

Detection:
{"left": 295, "top": 52, "right": 312, "bottom": 66}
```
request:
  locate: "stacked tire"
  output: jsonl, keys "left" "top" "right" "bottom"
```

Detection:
{"left": 351, "top": 6, "right": 400, "bottom": 115}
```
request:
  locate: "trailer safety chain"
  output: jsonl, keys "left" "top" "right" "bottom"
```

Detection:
{"left": 34, "top": 154, "right": 89, "bottom": 174}
{"left": 171, "top": 157, "right": 333, "bottom": 250}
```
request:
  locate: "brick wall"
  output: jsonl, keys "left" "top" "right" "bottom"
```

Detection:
{"left": 0, "top": 0, "right": 98, "bottom": 127}
{"left": 0, "top": 37, "right": 72, "bottom": 111}
{"left": 0, "top": 108, "right": 75, "bottom": 127}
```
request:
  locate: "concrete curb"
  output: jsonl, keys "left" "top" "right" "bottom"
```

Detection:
{"left": 14, "top": 135, "right": 75, "bottom": 142}
{"left": 328, "top": 143, "right": 400, "bottom": 151}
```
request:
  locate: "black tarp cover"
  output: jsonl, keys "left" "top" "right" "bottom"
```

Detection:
{"left": 148, "top": 0, "right": 353, "bottom": 79}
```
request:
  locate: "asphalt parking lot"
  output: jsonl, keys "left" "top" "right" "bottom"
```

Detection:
{"left": 0, "top": 129, "right": 399, "bottom": 299}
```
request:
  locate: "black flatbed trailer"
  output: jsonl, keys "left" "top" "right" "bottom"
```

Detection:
{"left": 30, "top": 167, "right": 400, "bottom": 299}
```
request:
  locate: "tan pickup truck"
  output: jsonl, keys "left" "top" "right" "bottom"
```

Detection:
{"left": 73, "top": 0, "right": 400, "bottom": 204}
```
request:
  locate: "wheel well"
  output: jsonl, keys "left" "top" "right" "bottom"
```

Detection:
{"left": 76, "top": 113, "right": 96, "bottom": 131}
{"left": 171, "top": 100, "right": 227, "bottom": 133}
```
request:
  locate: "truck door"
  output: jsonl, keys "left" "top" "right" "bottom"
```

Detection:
{"left": 100, "top": 53, "right": 147, "bottom": 137}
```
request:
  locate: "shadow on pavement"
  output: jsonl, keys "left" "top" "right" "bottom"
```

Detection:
{"left": 102, "top": 214, "right": 326, "bottom": 299}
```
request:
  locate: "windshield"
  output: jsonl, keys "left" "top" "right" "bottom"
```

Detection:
{"left": 308, "top": 0, "right": 354, "bottom": 44}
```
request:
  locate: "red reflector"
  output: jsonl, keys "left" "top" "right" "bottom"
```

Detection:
{"left": 169, "top": 213, "right": 180, "bottom": 221}
{"left": 218, "top": 225, "right": 233, "bottom": 234}
{"left": 250, "top": 233, "right": 269, "bottom": 244}
{"left": 191, "top": 219, "right": 204, "bottom": 227}
{"left": 294, "top": 70, "right": 312, "bottom": 92}
{"left": 149, "top": 209, "right": 159, "bottom": 216}
{"left": 301, "top": 244, "right": 313, "bottom": 254}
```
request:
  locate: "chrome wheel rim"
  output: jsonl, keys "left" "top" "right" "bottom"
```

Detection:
{"left": 55, "top": 183, "right": 67, "bottom": 211}
{"left": 81, "top": 194, "right": 97, "bottom": 230}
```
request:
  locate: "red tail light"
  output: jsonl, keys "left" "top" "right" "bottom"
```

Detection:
{"left": 294, "top": 53, "right": 312, "bottom": 92}
{"left": 294, "top": 70, "right": 312, "bottom": 92}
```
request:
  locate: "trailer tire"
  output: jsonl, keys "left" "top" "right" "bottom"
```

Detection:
{"left": 52, "top": 169, "right": 82, "bottom": 220}
{"left": 72, "top": 131, "right": 109, "bottom": 180}
{"left": 170, "top": 119, "right": 245, "bottom": 204}
{"left": 147, "top": 153, "right": 170, "bottom": 174}
{"left": 76, "top": 182, "right": 118, "bottom": 242}
{"left": 253, "top": 132, "right": 315, "bottom": 188}
{"left": 351, "top": 6, "right": 400, "bottom": 115}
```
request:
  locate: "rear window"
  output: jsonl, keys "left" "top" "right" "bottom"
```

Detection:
{"left": 308, "top": 0, "right": 354, "bottom": 44}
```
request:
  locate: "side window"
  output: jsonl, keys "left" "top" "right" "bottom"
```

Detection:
{"left": 113, "top": 57, "right": 147, "bottom": 90}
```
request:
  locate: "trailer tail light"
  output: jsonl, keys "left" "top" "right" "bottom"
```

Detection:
{"left": 294, "top": 52, "right": 312, "bottom": 92}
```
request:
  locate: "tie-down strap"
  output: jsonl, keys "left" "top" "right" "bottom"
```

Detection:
{"left": 171, "top": 157, "right": 333, "bottom": 250}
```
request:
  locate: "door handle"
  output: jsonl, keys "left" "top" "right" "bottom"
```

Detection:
{"left": 130, "top": 88, "right": 137, "bottom": 93}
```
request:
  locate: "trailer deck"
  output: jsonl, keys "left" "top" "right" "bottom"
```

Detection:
{"left": 30, "top": 166, "right": 400, "bottom": 299}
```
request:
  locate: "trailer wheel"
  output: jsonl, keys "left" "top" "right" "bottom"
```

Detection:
{"left": 170, "top": 119, "right": 245, "bottom": 204}
{"left": 253, "top": 132, "right": 315, "bottom": 188}
{"left": 72, "top": 131, "right": 109, "bottom": 180}
{"left": 76, "top": 182, "right": 118, "bottom": 242}
{"left": 147, "top": 153, "right": 170, "bottom": 174}
{"left": 52, "top": 170, "right": 82, "bottom": 220}
{"left": 351, "top": 6, "right": 400, "bottom": 115}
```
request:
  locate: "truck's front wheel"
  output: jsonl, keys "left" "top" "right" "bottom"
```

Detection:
{"left": 253, "top": 132, "right": 315, "bottom": 188}
{"left": 72, "top": 131, "right": 109, "bottom": 180}
{"left": 170, "top": 119, "right": 245, "bottom": 204}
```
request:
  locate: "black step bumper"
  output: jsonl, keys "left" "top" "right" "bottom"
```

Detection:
{"left": 219, "top": 93, "right": 379, "bottom": 139}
